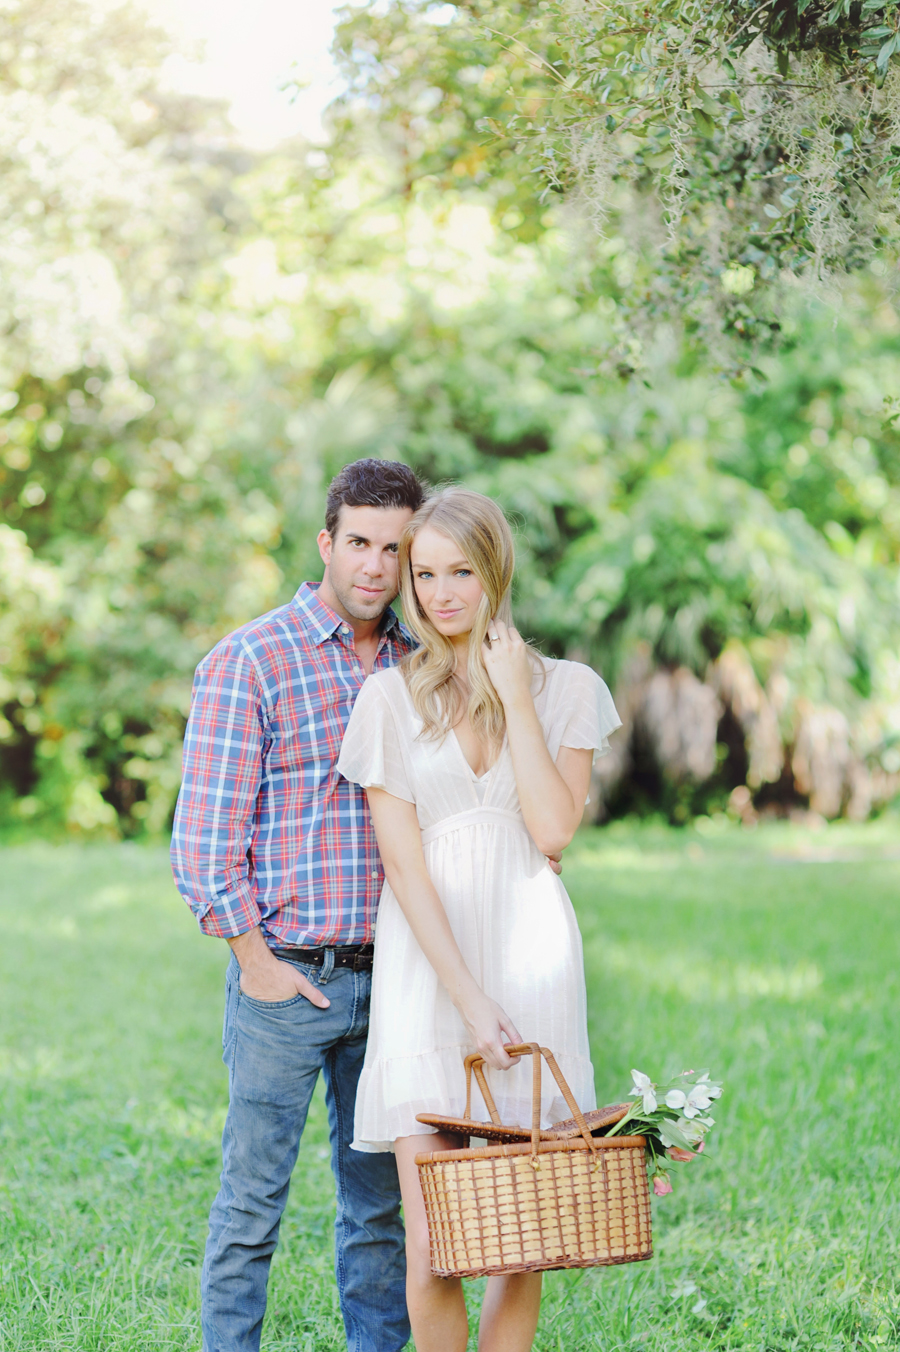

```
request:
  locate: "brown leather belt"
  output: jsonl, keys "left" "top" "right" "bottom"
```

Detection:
{"left": 271, "top": 943, "right": 374, "bottom": 972}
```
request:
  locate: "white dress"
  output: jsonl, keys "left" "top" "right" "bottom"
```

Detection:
{"left": 337, "top": 658, "right": 622, "bottom": 1153}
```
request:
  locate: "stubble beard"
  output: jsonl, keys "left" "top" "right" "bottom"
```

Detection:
{"left": 330, "top": 573, "right": 398, "bottom": 624}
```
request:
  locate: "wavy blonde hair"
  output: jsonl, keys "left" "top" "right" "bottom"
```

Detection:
{"left": 399, "top": 488, "right": 530, "bottom": 744}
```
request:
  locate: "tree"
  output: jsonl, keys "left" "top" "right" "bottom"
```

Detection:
{"left": 0, "top": 0, "right": 281, "bottom": 832}
{"left": 458, "top": 0, "right": 900, "bottom": 354}
{"left": 3, "top": 0, "right": 900, "bottom": 836}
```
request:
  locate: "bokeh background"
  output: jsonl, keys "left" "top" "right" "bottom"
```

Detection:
{"left": 4, "top": 0, "right": 900, "bottom": 841}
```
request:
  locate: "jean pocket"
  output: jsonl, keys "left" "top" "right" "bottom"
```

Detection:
{"left": 239, "top": 989, "right": 311, "bottom": 1011}
{"left": 237, "top": 965, "right": 322, "bottom": 1013}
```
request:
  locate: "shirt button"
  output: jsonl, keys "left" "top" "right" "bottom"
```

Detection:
{"left": 371, "top": 871, "right": 378, "bottom": 879}
{"left": 341, "top": 625, "right": 350, "bottom": 635}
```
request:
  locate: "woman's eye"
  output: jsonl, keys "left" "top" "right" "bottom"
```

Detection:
{"left": 456, "top": 569, "right": 471, "bottom": 577}
{"left": 416, "top": 570, "right": 432, "bottom": 580}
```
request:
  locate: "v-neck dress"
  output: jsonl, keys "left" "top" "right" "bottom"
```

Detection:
{"left": 337, "top": 658, "right": 621, "bottom": 1152}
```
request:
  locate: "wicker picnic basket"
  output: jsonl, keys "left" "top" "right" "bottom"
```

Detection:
{"left": 415, "top": 1043, "right": 653, "bottom": 1278}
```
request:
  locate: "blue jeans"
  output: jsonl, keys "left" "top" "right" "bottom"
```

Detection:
{"left": 201, "top": 953, "right": 409, "bottom": 1352}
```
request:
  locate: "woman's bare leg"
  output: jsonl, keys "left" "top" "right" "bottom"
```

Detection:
{"left": 478, "top": 1272, "right": 543, "bottom": 1352}
{"left": 394, "top": 1134, "right": 469, "bottom": 1352}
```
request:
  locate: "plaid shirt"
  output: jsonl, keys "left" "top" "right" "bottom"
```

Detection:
{"left": 170, "top": 582, "right": 415, "bottom": 947}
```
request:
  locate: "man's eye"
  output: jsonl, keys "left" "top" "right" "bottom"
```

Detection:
{"left": 387, "top": 544, "right": 398, "bottom": 554}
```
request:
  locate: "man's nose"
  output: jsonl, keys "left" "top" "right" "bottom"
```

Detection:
{"left": 361, "top": 550, "right": 385, "bottom": 576}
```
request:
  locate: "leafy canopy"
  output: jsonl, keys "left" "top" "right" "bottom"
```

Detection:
{"left": 426, "top": 0, "right": 900, "bottom": 352}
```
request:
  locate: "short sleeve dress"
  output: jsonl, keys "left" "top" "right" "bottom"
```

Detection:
{"left": 337, "top": 657, "right": 622, "bottom": 1153}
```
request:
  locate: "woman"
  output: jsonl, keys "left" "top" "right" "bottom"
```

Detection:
{"left": 337, "top": 489, "right": 621, "bottom": 1352}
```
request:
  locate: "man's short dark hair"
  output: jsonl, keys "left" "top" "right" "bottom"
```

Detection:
{"left": 325, "top": 458, "right": 427, "bottom": 536}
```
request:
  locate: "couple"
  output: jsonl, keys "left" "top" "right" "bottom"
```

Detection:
{"left": 171, "top": 459, "right": 620, "bottom": 1352}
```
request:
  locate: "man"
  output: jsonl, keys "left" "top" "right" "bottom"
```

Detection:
{"left": 171, "top": 458, "right": 427, "bottom": 1352}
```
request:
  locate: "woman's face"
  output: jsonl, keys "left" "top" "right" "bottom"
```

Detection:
{"left": 410, "top": 525, "right": 486, "bottom": 638}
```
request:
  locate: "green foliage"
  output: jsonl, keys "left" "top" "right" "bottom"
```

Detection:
{"left": 420, "top": 0, "right": 900, "bottom": 349}
{"left": 329, "top": 0, "right": 543, "bottom": 225}
{"left": 3, "top": 0, "right": 900, "bottom": 834}
{"left": 2, "top": 825, "right": 900, "bottom": 1346}
{"left": 0, "top": 0, "right": 280, "bottom": 834}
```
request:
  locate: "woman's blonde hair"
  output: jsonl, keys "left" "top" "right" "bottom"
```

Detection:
{"left": 399, "top": 488, "right": 528, "bottom": 744}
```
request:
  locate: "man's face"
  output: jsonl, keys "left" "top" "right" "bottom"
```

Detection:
{"left": 317, "top": 504, "right": 414, "bottom": 623}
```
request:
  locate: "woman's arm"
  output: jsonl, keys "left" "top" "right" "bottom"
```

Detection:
{"left": 365, "top": 786, "right": 523, "bottom": 1071}
{"left": 484, "top": 621, "right": 593, "bottom": 856}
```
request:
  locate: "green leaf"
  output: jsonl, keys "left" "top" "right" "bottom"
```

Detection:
{"left": 692, "top": 108, "right": 716, "bottom": 137}
{"left": 692, "top": 77, "right": 720, "bottom": 116}
{"left": 658, "top": 1120, "right": 696, "bottom": 1150}
{"left": 763, "top": 204, "right": 782, "bottom": 218}
{"left": 644, "top": 148, "right": 675, "bottom": 168}
{"left": 877, "top": 33, "right": 900, "bottom": 69}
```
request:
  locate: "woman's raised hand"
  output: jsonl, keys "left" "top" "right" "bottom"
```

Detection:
{"left": 482, "top": 618, "right": 533, "bottom": 708}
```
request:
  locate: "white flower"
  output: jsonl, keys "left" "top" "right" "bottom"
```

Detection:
{"left": 695, "top": 1072, "right": 723, "bottom": 1099}
{"left": 695, "top": 1073, "right": 722, "bottom": 1099}
{"left": 630, "top": 1069, "right": 657, "bottom": 1113}
{"left": 665, "top": 1075, "right": 721, "bottom": 1117}
{"left": 682, "top": 1084, "right": 716, "bottom": 1118}
{"left": 679, "top": 1118, "right": 710, "bottom": 1146}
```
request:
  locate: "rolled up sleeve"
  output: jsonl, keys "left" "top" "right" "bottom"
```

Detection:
{"left": 170, "top": 641, "right": 267, "bottom": 938}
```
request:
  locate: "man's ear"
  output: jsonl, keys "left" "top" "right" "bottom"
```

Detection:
{"left": 317, "top": 528, "right": 333, "bottom": 569}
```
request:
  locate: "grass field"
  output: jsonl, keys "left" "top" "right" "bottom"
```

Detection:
{"left": 1, "top": 820, "right": 899, "bottom": 1351}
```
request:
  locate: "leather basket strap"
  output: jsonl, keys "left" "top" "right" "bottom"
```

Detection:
{"left": 463, "top": 1052, "right": 503, "bottom": 1125}
{"left": 464, "top": 1043, "right": 599, "bottom": 1164}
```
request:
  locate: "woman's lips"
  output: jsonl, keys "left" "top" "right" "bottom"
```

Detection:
{"left": 433, "top": 608, "right": 462, "bottom": 618}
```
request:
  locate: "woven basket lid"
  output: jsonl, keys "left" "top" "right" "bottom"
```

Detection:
{"left": 543, "top": 1102, "right": 632, "bottom": 1139}
{"left": 415, "top": 1100, "right": 632, "bottom": 1143}
{"left": 415, "top": 1113, "right": 536, "bottom": 1142}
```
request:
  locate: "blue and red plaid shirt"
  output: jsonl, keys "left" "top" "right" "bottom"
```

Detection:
{"left": 170, "top": 582, "right": 415, "bottom": 947}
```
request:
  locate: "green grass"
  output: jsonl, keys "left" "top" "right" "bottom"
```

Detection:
{"left": 1, "top": 821, "right": 899, "bottom": 1350}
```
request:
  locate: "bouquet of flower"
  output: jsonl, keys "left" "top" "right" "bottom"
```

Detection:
{"left": 601, "top": 1068, "right": 723, "bottom": 1196}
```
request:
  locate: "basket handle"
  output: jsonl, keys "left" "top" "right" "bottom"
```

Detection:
{"left": 464, "top": 1042, "right": 599, "bottom": 1164}
{"left": 463, "top": 1052, "right": 503, "bottom": 1125}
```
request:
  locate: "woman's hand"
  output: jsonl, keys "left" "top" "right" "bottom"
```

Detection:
{"left": 458, "top": 989, "right": 523, "bottom": 1071}
{"left": 482, "top": 619, "right": 533, "bottom": 709}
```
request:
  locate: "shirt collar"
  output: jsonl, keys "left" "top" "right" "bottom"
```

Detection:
{"left": 291, "top": 581, "right": 407, "bottom": 647}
